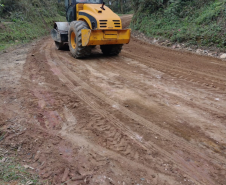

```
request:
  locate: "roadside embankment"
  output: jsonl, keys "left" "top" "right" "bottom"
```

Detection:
{"left": 131, "top": 0, "right": 226, "bottom": 51}
{"left": 0, "top": 0, "right": 65, "bottom": 51}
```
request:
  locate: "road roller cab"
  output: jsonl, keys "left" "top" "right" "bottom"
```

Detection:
{"left": 51, "top": 0, "right": 131, "bottom": 58}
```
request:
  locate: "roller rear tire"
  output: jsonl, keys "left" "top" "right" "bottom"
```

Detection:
{"left": 100, "top": 44, "right": 123, "bottom": 56}
{"left": 68, "top": 21, "right": 91, "bottom": 58}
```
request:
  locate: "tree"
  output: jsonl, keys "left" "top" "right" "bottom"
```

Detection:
{"left": 0, "top": 0, "right": 4, "bottom": 7}
{"left": 120, "top": 0, "right": 123, "bottom": 14}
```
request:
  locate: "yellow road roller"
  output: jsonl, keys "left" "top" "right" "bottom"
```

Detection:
{"left": 51, "top": 0, "right": 131, "bottom": 58}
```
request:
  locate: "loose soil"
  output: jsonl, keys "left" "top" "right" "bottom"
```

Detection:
{"left": 0, "top": 15, "right": 226, "bottom": 185}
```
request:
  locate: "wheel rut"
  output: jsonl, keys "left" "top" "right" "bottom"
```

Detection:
{"left": 57, "top": 49, "right": 226, "bottom": 169}
{"left": 84, "top": 54, "right": 226, "bottom": 115}
{"left": 122, "top": 51, "right": 226, "bottom": 94}
{"left": 43, "top": 40, "right": 223, "bottom": 184}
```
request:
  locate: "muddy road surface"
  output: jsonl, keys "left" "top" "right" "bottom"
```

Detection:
{"left": 0, "top": 15, "right": 226, "bottom": 185}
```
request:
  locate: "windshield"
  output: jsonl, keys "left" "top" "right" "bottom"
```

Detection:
{"left": 76, "top": 0, "right": 102, "bottom": 3}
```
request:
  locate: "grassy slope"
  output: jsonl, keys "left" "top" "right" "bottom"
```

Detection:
{"left": 131, "top": 0, "right": 226, "bottom": 49}
{"left": 0, "top": 0, "right": 65, "bottom": 51}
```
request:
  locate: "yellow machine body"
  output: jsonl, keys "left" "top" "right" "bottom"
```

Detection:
{"left": 81, "top": 29, "right": 130, "bottom": 46}
{"left": 76, "top": 4, "right": 131, "bottom": 46}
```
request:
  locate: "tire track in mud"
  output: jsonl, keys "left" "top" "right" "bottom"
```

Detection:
{"left": 44, "top": 41, "right": 219, "bottom": 184}
{"left": 59, "top": 57, "right": 225, "bottom": 183}
{"left": 64, "top": 52, "right": 226, "bottom": 155}
{"left": 20, "top": 46, "right": 150, "bottom": 184}
{"left": 45, "top": 45, "right": 180, "bottom": 184}
{"left": 85, "top": 116, "right": 140, "bottom": 160}
{"left": 107, "top": 56, "right": 226, "bottom": 118}
{"left": 47, "top": 45, "right": 150, "bottom": 157}
{"left": 77, "top": 54, "right": 226, "bottom": 116}
{"left": 65, "top": 46, "right": 226, "bottom": 107}
{"left": 60, "top": 52, "right": 226, "bottom": 153}
{"left": 61, "top": 107, "right": 174, "bottom": 185}
{"left": 19, "top": 45, "right": 116, "bottom": 183}
{"left": 48, "top": 46, "right": 155, "bottom": 155}
{"left": 122, "top": 51, "right": 226, "bottom": 95}
{"left": 62, "top": 105, "right": 141, "bottom": 161}
{"left": 58, "top": 50, "right": 226, "bottom": 169}
{"left": 111, "top": 55, "right": 225, "bottom": 99}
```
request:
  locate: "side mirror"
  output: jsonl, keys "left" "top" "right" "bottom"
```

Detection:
{"left": 100, "top": 2, "right": 105, "bottom": 10}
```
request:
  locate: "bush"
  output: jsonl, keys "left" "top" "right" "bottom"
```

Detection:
{"left": 131, "top": 0, "right": 226, "bottom": 48}
{"left": 0, "top": 0, "right": 64, "bottom": 22}
{"left": 0, "top": 0, "right": 65, "bottom": 51}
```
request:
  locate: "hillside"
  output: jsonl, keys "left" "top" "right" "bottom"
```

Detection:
{"left": 0, "top": 0, "right": 65, "bottom": 50}
{"left": 131, "top": 0, "right": 226, "bottom": 50}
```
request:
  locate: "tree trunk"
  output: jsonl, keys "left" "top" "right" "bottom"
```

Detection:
{"left": 120, "top": 0, "right": 123, "bottom": 14}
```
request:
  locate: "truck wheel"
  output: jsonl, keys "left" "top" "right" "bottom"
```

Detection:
{"left": 100, "top": 44, "right": 123, "bottom": 56}
{"left": 68, "top": 21, "right": 91, "bottom": 58}
{"left": 55, "top": 41, "right": 64, "bottom": 50}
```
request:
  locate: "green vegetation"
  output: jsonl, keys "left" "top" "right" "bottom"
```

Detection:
{"left": 0, "top": 0, "right": 65, "bottom": 51}
{"left": 0, "top": 156, "right": 40, "bottom": 184}
{"left": 106, "top": 0, "right": 133, "bottom": 14}
{"left": 131, "top": 0, "right": 226, "bottom": 49}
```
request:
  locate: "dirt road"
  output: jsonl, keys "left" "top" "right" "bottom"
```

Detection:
{"left": 0, "top": 15, "right": 226, "bottom": 185}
